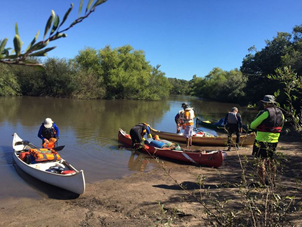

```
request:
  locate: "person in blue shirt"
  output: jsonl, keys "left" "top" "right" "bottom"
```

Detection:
{"left": 37, "top": 118, "right": 60, "bottom": 147}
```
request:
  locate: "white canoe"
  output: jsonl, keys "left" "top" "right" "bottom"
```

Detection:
{"left": 12, "top": 133, "right": 85, "bottom": 195}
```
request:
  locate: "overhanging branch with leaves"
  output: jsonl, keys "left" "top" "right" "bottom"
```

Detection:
{"left": 0, "top": 0, "right": 107, "bottom": 68}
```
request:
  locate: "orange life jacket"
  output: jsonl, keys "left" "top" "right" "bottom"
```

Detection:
{"left": 29, "top": 148, "right": 61, "bottom": 162}
{"left": 43, "top": 138, "right": 57, "bottom": 149}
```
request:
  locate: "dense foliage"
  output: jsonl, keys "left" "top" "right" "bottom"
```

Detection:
{"left": 168, "top": 77, "right": 191, "bottom": 95}
{"left": 191, "top": 68, "right": 247, "bottom": 103}
{"left": 1, "top": 45, "right": 171, "bottom": 100}
{"left": 188, "top": 25, "right": 302, "bottom": 128}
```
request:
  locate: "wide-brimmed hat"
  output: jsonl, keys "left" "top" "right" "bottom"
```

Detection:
{"left": 44, "top": 118, "right": 53, "bottom": 128}
{"left": 261, "top": 95, "right": 276, "bottom": 104}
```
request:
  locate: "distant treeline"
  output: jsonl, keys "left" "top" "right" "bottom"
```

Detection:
{"left": 0, "top": 45, "right": 170, "bottom": 100}
{"left": 191, "top": 25, "right": 302, "bottom": 107}
{"left": 1, "top": 25, "right": 302, "bottom": 109}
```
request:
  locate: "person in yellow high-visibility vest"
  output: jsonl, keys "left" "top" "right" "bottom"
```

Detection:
{"left": 250, "top": 95, "right": 284, "bottom": 187}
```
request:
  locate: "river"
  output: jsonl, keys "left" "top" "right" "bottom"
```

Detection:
{"left": 0, "top": 96, "right": 258, "bottom": 199}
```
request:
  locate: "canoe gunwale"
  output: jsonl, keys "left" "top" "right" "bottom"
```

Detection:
{"left": 149, "top": 125, "right": 255, "bottom": 146}
{"left": 118, "top": 129, "right": 224, "bottom": 168}
{"left": 12, "top": 133, "right": 85, "bottom": 195}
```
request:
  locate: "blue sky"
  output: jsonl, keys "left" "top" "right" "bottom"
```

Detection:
{"left": 1, "top": 0, "right": 302, "bottom": 80}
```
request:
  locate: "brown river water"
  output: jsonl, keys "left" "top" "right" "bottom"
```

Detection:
{"left": 0, "top": 96, "right": 258, "bottom": 199}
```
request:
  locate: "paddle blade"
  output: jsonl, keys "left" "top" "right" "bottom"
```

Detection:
{"left": 53, "top": 145, "right": 65, "bottom": 151}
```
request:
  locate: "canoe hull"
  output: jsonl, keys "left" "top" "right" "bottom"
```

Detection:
{"left": 12, "top": 133, "right": 85, "bottom": 195}
{"left": 118, "top": 129, "right": 224, "bottom": 168}
{"left": 196, "top": 117, "right": 251, "bottom": 134}
{"left": 149, "top": 126, "right": 255, "bottom": 146}
{"left": 196, "top": 118, "right": 226, "bottom": 133}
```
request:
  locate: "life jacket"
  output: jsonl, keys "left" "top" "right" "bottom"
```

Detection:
{"left": 227, "top": 112, "right": 238, "bottom": 124}
{"left": 19, "top": 151, "right": 30, "bottom": 161}
{"left": 41, "top": 124, "right": 58, "bottom": 139}
{"left": 137, "top": 123, "right": 151, "bottom": 137}
{"left": 43, "top": 138, "right": 57, "bottom": 149}
{"left": 256, "top": 107, "right": 283, "bottom": 133}
{"left": 184, "top": 108, "right": 195, "bottom": 125}
{"left": 29, "top": 148, "right": 61, "bottom": 162}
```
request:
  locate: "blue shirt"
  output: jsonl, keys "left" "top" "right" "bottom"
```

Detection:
{"left": 37, "top": 123, "right": 60, "bottom": 141}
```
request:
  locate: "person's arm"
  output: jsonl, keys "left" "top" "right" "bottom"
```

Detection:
{"left": 250, "top": 111, "right": 269, "bottom": 129}
{"left": 237, "top": 114, "right": 242, "bottom": 129}
{"left": 37, "top": 125, "right": 44, "bottom": 140}
{"left": 146, "top": 126, "right": 152, "bottom": 138}
{"left": 223, "top": 113, "right": 228, "bottom": 126}
{"left": 54, "top": 123, "right": 60, "bottom": 138}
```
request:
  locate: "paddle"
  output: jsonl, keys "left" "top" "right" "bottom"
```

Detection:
{"left": 52, "top": 145, "right": 65, "bottom": 151}
{"left": 16, "top": 140, "right": 65, "bottom": 151}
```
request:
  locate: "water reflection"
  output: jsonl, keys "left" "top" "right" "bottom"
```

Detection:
{"left": 127, "top": 151, "right": 150, "bottom": 172}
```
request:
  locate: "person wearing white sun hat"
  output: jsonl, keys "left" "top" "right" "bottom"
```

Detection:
{"left": 37, "top": 118, "right": 60, "bottom": 148}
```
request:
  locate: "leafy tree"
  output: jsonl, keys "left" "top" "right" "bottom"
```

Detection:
{"left": 73, "top": 45, "right": 170, "bottom": 100}
{"left": 147, "top": 65, "right": 171, "bottom": 100}
{"left": 10, "top": 58, "right": 45, "bottom": 96}
{"left": 281, "top": 25, "right": 302, "bottom": 76}
{"left": 0, "top": 0, "right": 107, "bottom": 68}
{"left": 99, "top": 45, "right": 169, "bottom": 100}
{"left": 0, "top": 64, "right": 20, "bottom": 96}
{"left": 220, "top": 69, "right": 247, "bottom": 103}
{"left": 191, "top": 68, "right": 247, "bottom": 103}
{"left": 42, "top": 58, "right": 76, "bottom": 97}
{"left": 268, "top": 66, "right": 302, "bottom": 131}
{"left": 72, "top": 47, "right": 105, "bottom": 99}
{"left": 168, "top": 77, "right": 191, "bottom": 95}
{"left": 241, "top": 30, "right": 297, "bottom": 104}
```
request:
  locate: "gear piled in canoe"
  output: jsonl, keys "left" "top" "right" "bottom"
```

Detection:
{"left": 118, "top": 128, "right": 225, "bottom": 168}
{"left": 12, "top": 133, "right": 86, "bottom": 195}
{"left": 29, "top": 148, "right": 61, "bottom": 162}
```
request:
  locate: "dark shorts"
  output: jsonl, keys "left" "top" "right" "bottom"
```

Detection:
{"left": 252, "top": 140, "right": 278, "bottom": 159}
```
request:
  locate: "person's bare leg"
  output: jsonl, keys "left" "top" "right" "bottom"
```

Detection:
{"left": 267, "top": 159, "right": 276, "bottom": 186}
{"left": 257, "top": 159, "right": 266, "bottom": 185}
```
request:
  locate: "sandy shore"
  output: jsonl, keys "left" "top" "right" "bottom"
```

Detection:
{"left": 1, "top": 133, "right": 302, "bottom": 227}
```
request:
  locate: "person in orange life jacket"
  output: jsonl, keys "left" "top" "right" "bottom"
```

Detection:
{"left": 224, "top": 107, "right": 242, "bottom": 151}
{"left": 250, "top": 95, "right": 284, "bottom": 187}
{"left": 183, "top": 104, "right": 195, "bottom": 148}
{"left": 129, "top": 123, "right": 152, "bottom": 148}
{"left": 37, "top": 118, "right": 60, "bottom": 148}
{"left": 174, "top": 103, "right": 186, "bottom": 133}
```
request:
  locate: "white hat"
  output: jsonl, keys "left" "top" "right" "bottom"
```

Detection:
{"left": 44, "top": 118, "right": 53, "bottom": 128}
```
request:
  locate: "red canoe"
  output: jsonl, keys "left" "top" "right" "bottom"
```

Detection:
{"left": 118, "top": 129, "right": 224, "bottom": 168}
